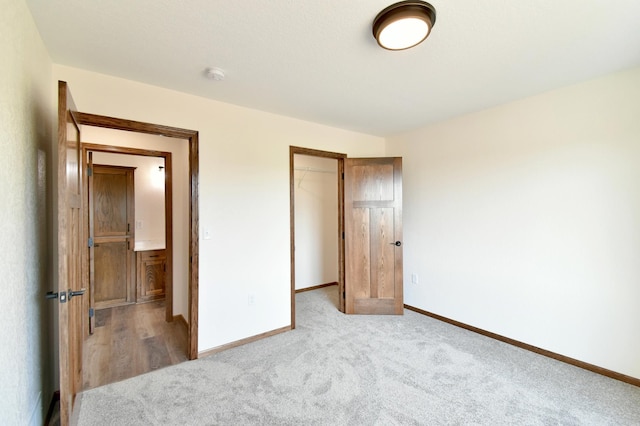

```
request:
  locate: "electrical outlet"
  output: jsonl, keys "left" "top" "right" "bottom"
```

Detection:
{"left": 411, "top": 273, "right": 419, "bottom": 284}
{"left": 248, "top": 293, "right": 256, "bottom": 306}
{"left": 135, "top": 220, "right": 143, "bottom": 230}
{"left": 203, "top": 228, "right": 212, "bottom": 240}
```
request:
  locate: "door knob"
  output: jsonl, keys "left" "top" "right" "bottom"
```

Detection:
{"left": 68, "top": 288, "right": 86, "bottom": 301}
{"left": 45, "top": 291, "right": 58, "bottom": 300}
{"left": 390, "top": 241, "right": 402, "bottom": 247}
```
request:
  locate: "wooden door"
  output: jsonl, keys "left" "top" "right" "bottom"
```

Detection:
{"left": 90, "top": 165, "right": 136, "bottom": 309}
{"left": 344, "top": 157, "right": 403, "bottom": 315}
{"left": 57, "top": 80, "right": 85, "bottom": 425}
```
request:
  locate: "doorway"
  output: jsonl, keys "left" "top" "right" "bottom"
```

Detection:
{"left": 81, "top": 139, "right": 186, "bottom": 389}
{"left": 56, "top": 82, "right": 199, "bottom": 422}
{"left": 290, "top": 147, "right": 405, "bottom": 326}
{"left": 289, "top": 146, "right": 346, "bottom": 328}
{"left": 75, "top": 112, "right": 199, "bottom": 360}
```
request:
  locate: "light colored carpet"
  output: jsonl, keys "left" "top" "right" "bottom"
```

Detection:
{"left": 77, "top": 287, "right": 640, "bottom": 425}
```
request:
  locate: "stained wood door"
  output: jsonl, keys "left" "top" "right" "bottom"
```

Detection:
{"left": 90, "top": 165, "right": 136, "bottom": 309}
{"left": 344, "top": 157, "right": 403, "bottom": 315}
{"left": 57, "top": 80, "right": 85, "bottom": 425}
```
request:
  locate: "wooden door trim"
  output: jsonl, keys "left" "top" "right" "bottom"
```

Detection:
{"left": 83, "top": 147, "right": 171, "bottom": 316}
{"left": 77, "top": 114, "right": 199, "bottom": 361}
{"left": 289, "top": 146, "right": 346, "bottom": 329}
{"left": 83, "top": 144, "right": 173, "bottom": 311}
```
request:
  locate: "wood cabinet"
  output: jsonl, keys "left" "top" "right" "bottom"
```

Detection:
{"left": 136, "top": 249, "right": 166, "bottom": 303}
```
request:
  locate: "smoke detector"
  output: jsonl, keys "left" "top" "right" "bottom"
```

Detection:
{"left": 204, "top": 67, "right": 225, "bottom": 81}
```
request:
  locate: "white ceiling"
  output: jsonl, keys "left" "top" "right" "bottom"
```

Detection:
{"left": 25, "top": 0, "right": 640, "bottom": 136}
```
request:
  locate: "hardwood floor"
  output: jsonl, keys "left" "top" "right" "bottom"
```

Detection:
{"left": 82, "top": 300, "right": 188, "bottom": 390}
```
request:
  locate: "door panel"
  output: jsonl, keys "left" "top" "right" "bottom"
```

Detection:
{"left": 345, "top": 157, "right": 403, "bottom": 315}
{"left": 371, "top": 208, "right": 395, "bottom": 299}
{"left": 94, "top": 242, "right": 129, "bottom": 305}
{"left": 94, "top": 172, "right": 128, "bottom": 236}
{"left": 348, "top": 207, "right": 371, "bottom": 299}
{"left": 57, "top": 80, "right": 84, "bottom": 425}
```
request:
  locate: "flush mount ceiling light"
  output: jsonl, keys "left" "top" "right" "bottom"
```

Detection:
{"left": 373, "top": 1, "right": 436, "bottom": 50}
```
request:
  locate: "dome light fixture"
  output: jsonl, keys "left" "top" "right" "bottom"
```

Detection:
{"left": 373, "top": 1, "right": 437, "bottom": 51}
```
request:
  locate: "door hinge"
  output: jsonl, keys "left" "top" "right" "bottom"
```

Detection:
{"left": 342, "top": 172, "right": 344, "bottom": 180}
{"left": 89, "top": 307, "right": 94, "bottom": 318}
{"left": 88, "top": 237, "right": 94, "bottom": 247}
{"left": 87, "top": 166, "right": 92, "bottom": 177}
{"left": 342, "top": 231, "right": 345, "bottom": 240}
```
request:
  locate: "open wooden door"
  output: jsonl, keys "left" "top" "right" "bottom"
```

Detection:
{"left": 90, "top": 165, "right": 136, "bottom": 309}
{"left": 57, "top": 81, "right": 86, "bottom": 425}
{"left": 344, "top": 157, "right": 403, "bottom": 315}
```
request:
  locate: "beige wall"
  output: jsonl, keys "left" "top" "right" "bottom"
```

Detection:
{"left": 387, "top": 67, "right": 640, "bottom": 379}
{"left": 53, "top": 64, "right": 386, "bottom": 352}
{"left": 0, "top": 0, "right": 54, "bottom": 424}
{"left": 294, "top": 155, "right": 339, "bottom": 290}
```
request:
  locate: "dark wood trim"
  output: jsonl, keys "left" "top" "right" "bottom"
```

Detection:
{"left": 44, "top": 390, "right": 60, "bottom": 426}
{"left": 295, "top": 282, "right": 338, "bottom": 294}
{"left": 337, "top": 158, "right": 345, "bottom": 314}
{"left": 164, "top": 153, "right": 174, "bottom": 321}
{"left": 404, "top": 304, "right": 640, "bottom": 388}
{"left": 188, "top": 132, "right": 199, "bottom": 360}
{"left": 76, "top": 112, "right": 197, "bottom": 139}
{"left": 85, "top": 151, "right": 94, "bottom": 334}
{"left": 81, "top": 143, "right": 169, "bottom": 157}
{"left": 290, "top": 146, "right": 347, "bottom": 159}
{"left": 198, "top": 326, "right": 291, "bottom": 358}
{"left": 78, "top": 113, "right": 199, "bottom": 361}
{"left": 289, "top": 148, "right": 295, "bottom": 328}
{"left": 289, "top": 146, "right": 346, "bottom": 330}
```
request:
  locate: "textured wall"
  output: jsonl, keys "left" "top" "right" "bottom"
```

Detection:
{"left": 0, "top": 0, "right": 54, "bottom": 424}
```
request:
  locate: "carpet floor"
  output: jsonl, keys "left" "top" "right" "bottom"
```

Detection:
{"left": 77, "top": 287, "right": 640, "bottom": 425}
